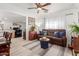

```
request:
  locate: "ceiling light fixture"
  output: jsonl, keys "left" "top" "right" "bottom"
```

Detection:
{"left": 38, "top": 8, "right": 42, "bottom": 10}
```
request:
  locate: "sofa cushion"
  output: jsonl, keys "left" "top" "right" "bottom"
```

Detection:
{"left": 59, "top": 31, "right": 65, "bottom": 38}
{"left": 54, "top": 31, "right": 60, "bottom": 38}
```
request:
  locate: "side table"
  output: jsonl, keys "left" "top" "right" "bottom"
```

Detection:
{"left": 39, "top": 37, "right": 50, "bottom": 49}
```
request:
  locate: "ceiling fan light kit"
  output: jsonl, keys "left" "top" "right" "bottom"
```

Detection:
{"left": 37, "top": 8, "right": 42, "bottom": 10}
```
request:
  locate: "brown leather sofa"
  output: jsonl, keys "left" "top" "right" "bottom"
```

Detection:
{"left": 38, "top": 29, "right": 67, "bottom": 47}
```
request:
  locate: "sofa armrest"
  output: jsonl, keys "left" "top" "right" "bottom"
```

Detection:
{"left": 62, "top": 36, "right": 67, "bottom": 47}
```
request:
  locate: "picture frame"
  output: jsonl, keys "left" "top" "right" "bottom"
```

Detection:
{"left": 28, "top": 17, "right": 35, "bottom": 25}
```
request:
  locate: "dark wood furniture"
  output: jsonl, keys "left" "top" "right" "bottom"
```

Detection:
{"left": 3, "top": 32, "right": 12, "bottom": 43}
{"left": 38, "top": 29, "right": 67, "bottom": 47}
{"left": 0, "top": 32, "right": 12, "bottom": 56}
{"left": 0, "top": 42, "right": 10, "bottom": 56}
{"left": 23, "top": 30, "right": 26, "bottom": 40}
{"left": 70, "top": 36, "right": 79, "bottom": 56}
{"left": 29, "top": 31, "right": 38, "bottom": 40}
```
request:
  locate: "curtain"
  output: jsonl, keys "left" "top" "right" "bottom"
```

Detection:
{"left": 45, "top": 16, "right": 65, "bottom": 29}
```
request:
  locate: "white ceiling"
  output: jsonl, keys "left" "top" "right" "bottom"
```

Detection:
{"left": 0, "top": 3, "right": 79, "bottom": 22}
{"left": 5, "top": 3, "right": 74, "bottom": 15}
{"left": 0, "top": 11, "right": 26, "bottom": 23}
{"left": 0, "top": 3, "right": 75, "bottom": 15}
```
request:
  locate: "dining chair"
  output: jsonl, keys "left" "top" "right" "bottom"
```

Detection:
{"left": 4, "top": 32, "right": 12, "bottom": 43}
{"left": 0, "top": 32, "right": 12, "bottom": 56}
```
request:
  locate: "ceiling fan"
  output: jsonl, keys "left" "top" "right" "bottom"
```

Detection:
{"left": 27, "top": 3, "right": 51, "bottom": 13}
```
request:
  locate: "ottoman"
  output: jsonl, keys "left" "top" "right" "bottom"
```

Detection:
{"left": 40, "top": 37, "right": 50, "bottom": 49}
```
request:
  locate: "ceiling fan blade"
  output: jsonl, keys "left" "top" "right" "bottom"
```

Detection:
{"left": 35, "top": 3, "right": 41, "bottom": 8}
{"left": 41, "top": 8, "right": 48, "bottom": 13}
{"left": 44, "top": 10, "right": 48, "bottom": 13}
{"left": 42, "top": 3, "right": 51, "bottom": 7}
{"left": 27, "top": 7, "right": 37, "bottom": 9}
{"left": 41, "top": 8, "right": 48, "bottom": 11}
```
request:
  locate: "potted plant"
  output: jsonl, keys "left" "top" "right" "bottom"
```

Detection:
{"left": 69, "top": 23, "right": 79, "bottom": 37}
{"left": 29, "top": 26, "right": 36, "bottom": 32}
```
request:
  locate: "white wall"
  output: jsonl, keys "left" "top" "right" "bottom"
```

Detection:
{"left": 35, "top": 18, "right": 45, "bottom": 31}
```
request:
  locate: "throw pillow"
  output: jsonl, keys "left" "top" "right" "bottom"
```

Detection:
{"left": 54, "top": 31, "right": 60, "bottom": 38}
{"left": 59, "top": 31, "right": 65, "bottom": 38}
